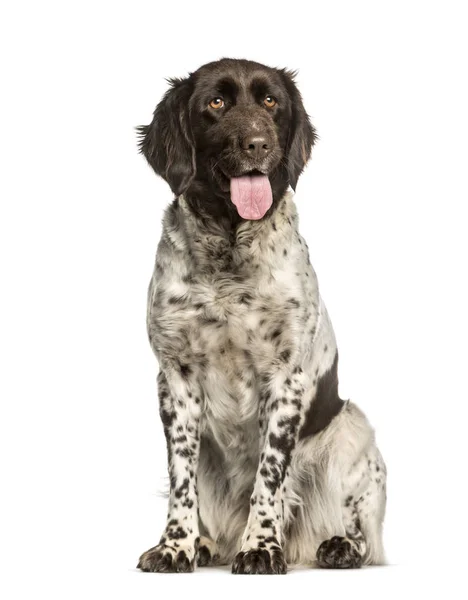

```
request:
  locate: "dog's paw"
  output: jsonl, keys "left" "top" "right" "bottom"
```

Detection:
{"left": 197, "top": 536, "right": 220, "bottom": 567}
{"left": 316, "top": 536, "right": 363, "bottom": 569}
{"left": 137, "top": 544, "right": 195, "bottom": 573}
{"left": 232, "top": 546, "right": 287, "bottom": 574}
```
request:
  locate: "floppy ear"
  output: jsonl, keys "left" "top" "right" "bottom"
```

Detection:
{"left": 137, "top": 77, "right": 195, "bottom": 196}
{"left": 279, "top": 69, "right": 318, "bottom": 191}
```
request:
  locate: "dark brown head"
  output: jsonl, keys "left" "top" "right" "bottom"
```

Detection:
{"left": 138, "top": 58, "right": 317, "bottom": 223}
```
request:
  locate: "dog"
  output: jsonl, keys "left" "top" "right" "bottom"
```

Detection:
{"left": 136, "top": 58, "right": 386, "bottom": 574}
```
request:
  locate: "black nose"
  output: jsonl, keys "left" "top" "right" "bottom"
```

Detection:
{"left": 241, "top": 135, "right": 272, "bottom": 160}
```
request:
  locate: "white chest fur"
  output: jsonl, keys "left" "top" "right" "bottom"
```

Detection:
{"left": 147, "top": 192, "right": 324, "bottom": 451}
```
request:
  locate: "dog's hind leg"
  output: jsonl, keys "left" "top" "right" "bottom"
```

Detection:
{"left": 353, "top": 447, "right": 387, "bottom": 566}
{"left": 197, "top": 536, "right": 220, "bottom": 566}
{"left": 316, "top": 446, "right": 386, "bottom": 568}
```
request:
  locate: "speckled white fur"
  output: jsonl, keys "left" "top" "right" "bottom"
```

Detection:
{"left": 138, "top": 191, "right": 386, "bottom": 572}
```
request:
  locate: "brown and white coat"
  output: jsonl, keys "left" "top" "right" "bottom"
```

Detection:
{"left": 138, "top": 191, "right": 386, "bottom": 573}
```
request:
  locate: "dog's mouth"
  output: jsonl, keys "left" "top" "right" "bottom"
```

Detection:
{"left": 229, "top": 170, "right": 273, "bottom": 221}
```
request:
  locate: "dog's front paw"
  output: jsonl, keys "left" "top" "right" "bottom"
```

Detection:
{"left": 316, "top": 536, "right": 363, "bottom": 569}
{"left": 232, "top": 546, "right": 287, "bottom": 574}
{"left": 137, "top": 543, "right": 195, "bottom": 573}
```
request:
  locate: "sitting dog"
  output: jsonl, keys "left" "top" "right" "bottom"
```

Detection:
{"left": 136, "top": 58, "right": 386, "bottom": 574}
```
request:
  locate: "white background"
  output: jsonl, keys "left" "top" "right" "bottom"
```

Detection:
{"left": 1, "top": 1, "right": 467, "bottom": 598}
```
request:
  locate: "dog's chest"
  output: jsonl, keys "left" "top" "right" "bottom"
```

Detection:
{"left": 188, "top": 263, "right": 304, "bottom": 449}
{"left": 200, "top": 337, "right": 260, "bottom": 453}
{"left": 150, "top": 195, "right": 319, "bottom": 450}
{"left": 191, "top": 258, "right": 301, "bottom": 358}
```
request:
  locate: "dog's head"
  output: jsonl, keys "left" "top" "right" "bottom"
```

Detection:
{"left": 138, "top": 58, "right": 317, "bottom": 220}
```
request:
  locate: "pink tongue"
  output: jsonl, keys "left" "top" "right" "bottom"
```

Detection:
{"left": 230, "top": 174, "right": 273, "bottom": 220}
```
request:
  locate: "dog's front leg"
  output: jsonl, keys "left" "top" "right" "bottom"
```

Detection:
{"left": 232, "top": 366, "right": 306, "bottom": 574}
{"left": 138, "top": 367, "right": 201, "bottom": 573}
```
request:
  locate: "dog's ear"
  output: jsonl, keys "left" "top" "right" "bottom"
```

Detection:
{"left": 279, "top": 69, "right": 318, "bottom": 191}
{"left": 137, "top": 77, "right": 195, "bottom": 196}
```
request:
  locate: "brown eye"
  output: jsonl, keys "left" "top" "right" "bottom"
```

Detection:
{"left": 264, "top": 96, "right": 277, "bottom": 108}
{"left": 209, "top": 97, "right": 224, "bottom": 109}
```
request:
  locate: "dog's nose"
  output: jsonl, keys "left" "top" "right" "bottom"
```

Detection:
{"left": 241, "top": 135, "right": 272, "bottom": 160}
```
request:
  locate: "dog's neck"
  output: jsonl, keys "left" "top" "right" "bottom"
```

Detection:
{"left": 180, "top": 170, "right": 291, "bottom": 234}
{"left": 161, "top": 191, "right": 299, "bottom": 276}
{"left": 182, "top": 187, "right": 245, "bottom": 232}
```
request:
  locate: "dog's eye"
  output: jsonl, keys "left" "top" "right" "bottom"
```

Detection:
{"left": 264, "top": 96, "right": 277, "bottom": 108}
{"left": 209, "top": 98, "right": 224, "bottom": 109}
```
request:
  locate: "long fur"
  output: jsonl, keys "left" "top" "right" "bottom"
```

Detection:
{"left": 137, "top": 59, "right": 386, "bottom": 574}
